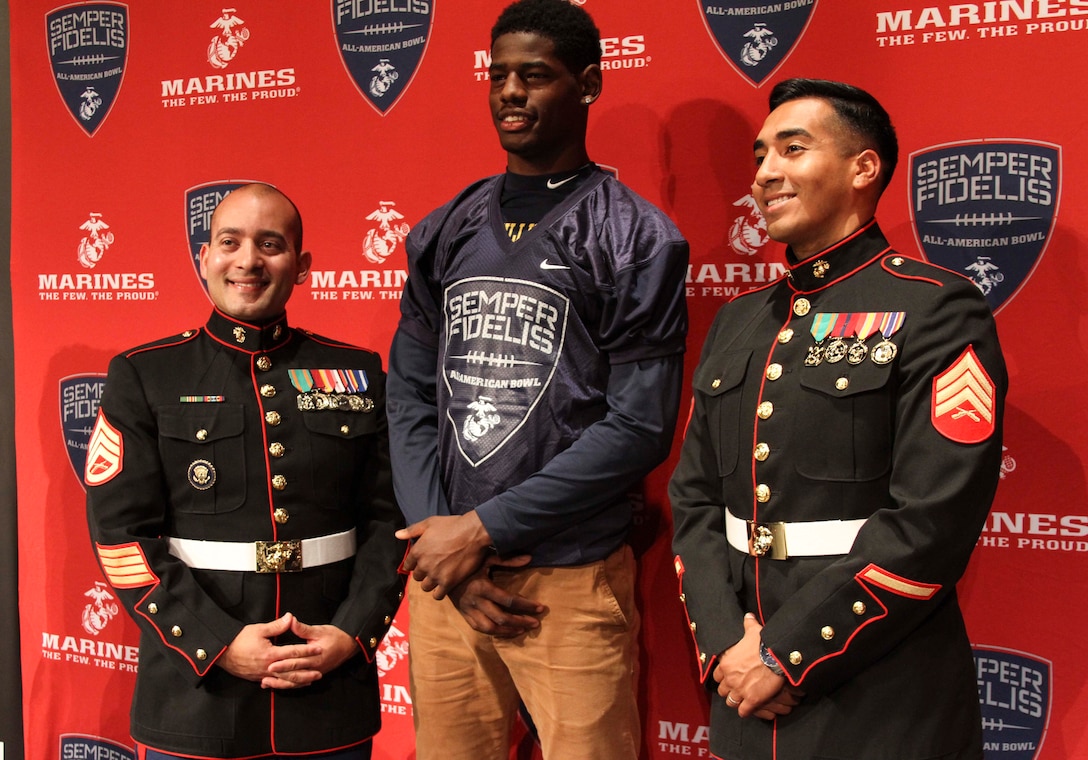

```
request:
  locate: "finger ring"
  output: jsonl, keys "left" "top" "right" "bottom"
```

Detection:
{"left": 726, "top": 694, "right": 740, "bottom": 707}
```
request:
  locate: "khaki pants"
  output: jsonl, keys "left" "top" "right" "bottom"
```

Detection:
{"left": 407, "top": 544, "right": 641, "bottom": 760}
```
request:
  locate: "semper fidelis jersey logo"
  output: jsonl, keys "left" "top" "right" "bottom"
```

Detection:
{"left": 184, "top": 180, "right": 258, "bottom": 295}
{"left": 61, "top": 374, "right": 107, "bottom": 490}
{"left": 444, "top": 277, "right": 568, "bottom": 466}
{"left": 60, "top": 735, "right": 135, "bottom": 760}
{"left": 698, "top": 0, "right": 816, "bottom": 87}
{"left": 974, "top": 646, "right": 1051, "bottom": 759}
{"left": 47, "top": 2, "right": 128, "bottom": 136}
{"left": 332, "top": 0, "right": 433, "bottom": 115}
{"left": 910, "top": 140, "right": 1060, "bottom": 314}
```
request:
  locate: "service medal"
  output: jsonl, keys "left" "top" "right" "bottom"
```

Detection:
{"left": 847, "top": 338, "right": 869, "bottom": 365}
{"left": 871, "top": 312, "right": 905, "bottom": 366}
{"left": 807, "top": 313, "right": 837, "bottom": 368}
{"left": 871, "top": 340, "right": 898, "bottom": 365}
{"left": 825, "top": 338, "right": 848, "bottom": 363}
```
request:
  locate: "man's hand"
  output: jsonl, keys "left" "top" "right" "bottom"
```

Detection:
{"left": 262, "top": 617, "right": 359, "bottom": 689}
{"left": 218, "top": 613, "right": 322, "bottom": 688}
{"left": 448, "top": 557, "right": 545, "bottom": 637}
{"left": 396, "top": 512, "right": 494, "bottom": 599}
{"left": 714, "top": 613, "right": 803, "bottom": 720}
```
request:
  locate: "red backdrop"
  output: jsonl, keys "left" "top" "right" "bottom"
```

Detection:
{"left": 10, "top": 2, "right": 1087, "bottom": 758}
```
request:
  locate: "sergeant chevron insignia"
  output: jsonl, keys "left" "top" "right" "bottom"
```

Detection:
{"left": 931, "top": 345, "right": 996, "bottom": 443}
{"left": 85, "top": 411, "right": 123, "bottom": 486}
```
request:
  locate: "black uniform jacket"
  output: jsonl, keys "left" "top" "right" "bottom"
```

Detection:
{"left": 85, "top": 309, "right": 407, "bottom": 758}
{"left": 670, "top": 222, "right": 1007, "bottom": 760}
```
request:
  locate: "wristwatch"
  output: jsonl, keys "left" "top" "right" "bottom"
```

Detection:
{"left": 759, "top": 639, "right": 786, "bottom": 676}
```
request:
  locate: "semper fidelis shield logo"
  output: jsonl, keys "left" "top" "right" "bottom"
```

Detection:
{"left": 698, "top": 0, "right": 816, "bottom": 87}
{"left": 46, "top": 3, "right": 129, "bottom": 137}
{"left": 60, "top": 374, "right": 107, "bottom": 490}
{"left": 974, "top": 646, "right": 1051, "bottom": 759}
{"left": 60, "top": 736, "right": 135, "bottom": 760}
{"left": 910, "top": 140, "right": 1060, "bottom": 314}
{"left": 444, "top": 277, "right": 568, "bottom": 467}
{"left": 184, "top": 180, "right": 259, "bottom": 295}
{"left": 332, "top": 0, "right": 434, "bottom": 115}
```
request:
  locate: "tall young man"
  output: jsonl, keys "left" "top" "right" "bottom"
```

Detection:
{"left": 386, "top": 1, "right": 689, "bottom": 757}
{"left": 670, "top": 79, "right": 1007, "bottom": 759}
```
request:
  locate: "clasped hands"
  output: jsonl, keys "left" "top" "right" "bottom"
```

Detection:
{"left": 714, "top": 613, "right": 804, "bottom": 720}
{"left": 397, "top": 513, "right": 545, "bottom": 637}
{"left": 219, "top": 612, "right": 357, "bottom": 689}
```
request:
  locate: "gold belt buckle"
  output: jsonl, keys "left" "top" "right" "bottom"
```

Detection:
{"left": 748, "top": 521, "right": 788, "bottom": 560}
{"left": 255, "top": 540, "right": 303, "bottom": 573}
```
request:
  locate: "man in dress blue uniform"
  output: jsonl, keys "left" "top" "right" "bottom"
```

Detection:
{"left": 385, "top": 1, "right": 688, "bottom": 757}
{"left": 85, "top": 183, "right": 406, "bottom": 759}
{"left": 670, "top": 79, "right": 1007, "bottom": 759}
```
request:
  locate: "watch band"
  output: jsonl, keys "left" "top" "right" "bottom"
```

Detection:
{"left": 759, "top": 640, "right": 786, "bottom": 676}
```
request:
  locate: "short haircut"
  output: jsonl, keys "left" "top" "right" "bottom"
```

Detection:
{"left": 769, "top": 78, "right": 899, "bottom": 192}
{"left": 491, "top": 0, "right": 601, "bottom": 73}
{"left": 221, "top": 183, "right": 304, "bottom": 251}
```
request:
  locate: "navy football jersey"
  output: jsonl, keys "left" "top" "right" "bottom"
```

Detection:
{"left": 399, "top": 168, "right": 688, "bottom": 519}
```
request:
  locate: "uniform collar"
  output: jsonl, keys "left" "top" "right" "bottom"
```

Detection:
{"left": 785, "top": 219, "right": 891, "bottom": 293}
{"left": 204, "top": 309, "right": 292, "bottom": 353}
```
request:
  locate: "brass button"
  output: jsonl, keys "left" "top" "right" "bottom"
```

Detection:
{"left": 369, "top": 637, "right": 379, "bottom": 649}
{"left": 196, "top": 649, "right": 208, "bottom": 661}
{"left": 384, "top": 615, "right": 392, "bottom": 625}
{"left": 679, "top": 593, "right": 686, "bottom": 603}
{"left": 269, "top": 442, "right": 285, "bottom": 457}
{"left": 398, "top": 591, "right": 404, "bottom": 600}
{"left": 265, "top": 411, "right": 281, "bottom": 426}
{"left": 182, "top": 330, "right": 194, "bottom": 338}
{"left": 273, "top": 508, "right": 289, "bottom": 524}
{"left": 793, "top": 298, "right": 811, "bottom": 316}
{"left": 789, "top": 650, "right": 802, "bottom": 665}
{"left": 147, "top": 603, "right": 158, "bottom": 614}
{"left": 711, "top": 378, "right": 722, "bottom": 389}
{"left": 260, "top": 384, "right": 276, "bottom": 398}
{"left": 891, "top": 257, "right": 904, "bottom": 266}
{"left": 272, "top": 475, "right": 287, "bottom": 491}
{"left": 689, "top": 621, "right": 697, "bottom": 632}
{"left": 256, "top": 356, "right": 272, "bottom": 371}
{"left": 756, "top": 484, "right": 771, "bottom": 503}
{"left": 821, "top": 626, "right": 835, "bottom": 641}
{"left": 835, "top": 377, "right": 849, "bottom": 391}
{"left": 340, "top": 425, "right": 350, "bottom": 435}
{"left": 766, "top": 363, "right": 782, "bottom": 381}
{"left": 171, "top": 626, "right": 183, "bottom": 638}
{"left": 754, "top": 443, "right": 770, "bottom": 462}
{"left": 853, "top": 601, "right": 867, "bottom": 615}
{"left": 757, "top": 401, "right": 774, "bottom": 419}
{"left": 196, "top": 429, "right": 208, "bottom": 442}
{"left": 777, "top": 328, "right": 794, "bottom": 344}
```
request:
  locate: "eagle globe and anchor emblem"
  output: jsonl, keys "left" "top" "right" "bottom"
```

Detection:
{"left": 208, "top": 8, "right": 250, "bottom": 69}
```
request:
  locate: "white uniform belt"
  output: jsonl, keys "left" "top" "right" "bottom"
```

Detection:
{"left": 166, "top": 529, "right": 356, "bottom": 573}
{"left": 725, "top": 509, "right": 865, "bottom": 560}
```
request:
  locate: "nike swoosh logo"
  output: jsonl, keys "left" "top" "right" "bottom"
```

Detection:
{"left": 546, "top": 174, "right": 578, "bottom": 190}
{"left": 540, "top": 259, "right": 571, "bottom": 271}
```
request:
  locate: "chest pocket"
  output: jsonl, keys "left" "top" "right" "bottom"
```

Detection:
{"left": 794, "top": 362, "right": 894, "bottom": 482}
{"left": 693, "top": 350, "right": 751, "bottom": 477}
{"left": 300, "top": 407, "right": 380, "bottom": 510}
{"left": 157, "top": 404, "right": 246, "bottom": 514}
